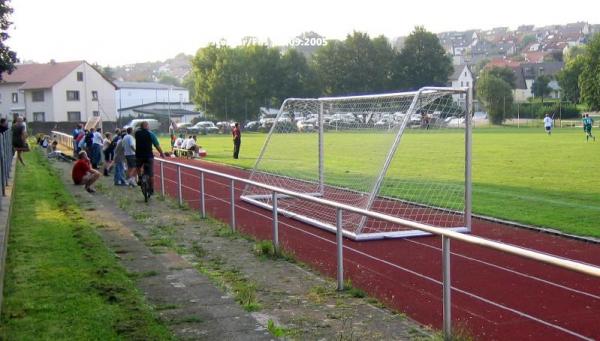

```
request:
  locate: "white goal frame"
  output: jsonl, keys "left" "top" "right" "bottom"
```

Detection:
{"left": 241, "top": 87, "right": 472, "bottom": 241}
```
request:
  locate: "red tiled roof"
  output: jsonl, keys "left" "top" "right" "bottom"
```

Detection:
{"left": 1, "top": 61, "right": 82, "bottom": 89}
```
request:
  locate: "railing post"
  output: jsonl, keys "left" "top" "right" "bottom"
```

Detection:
{"left": 336, "top": 208, "right": 344, "bottom": 291}
{"left": 200, "top": 172, "right": 206, "bottom": 218}
{"left": 160, "top": 161, "right": 165, "bottom": 197}
{"left": 442, "top": 236, "right": 452, "bottom": 340}
{"left": 230, "top": 179, "right": 236, "bottom": 231}
{"left": 272, "top": 191, "right": 279, "bottom": 253}
{"left": 0, "top": 137, "right": 5, "bottom": 197}
{"left": 177, "top": 165, "right": 182, "bottom": 206}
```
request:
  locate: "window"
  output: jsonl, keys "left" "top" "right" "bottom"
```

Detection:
{"left": 67, "top": 111, "right": 81, "bottom": 122}
{"left": 91, "top": 90, "right": 98, "bottom": 101}
{"left": 466, "top": 81, "right": 469, "bottom": 87}
{"left": 32, "top": 90, "right": 44, "bottom": 102}
{"left": 93, "top": 111, "right": 99, "bottom": 117}
{"left": 77, "top": 72, "right": 83, "bottom": 81}
{"left": 12, "top": 93, "right": 18, "bottom": 103}
{"left": 66, "top": 90, "right": 80, "bottom": 101}
{"left": 464, "top": 71, "right": 467, "bottom": 77}
{"left": 461, "top": 81, "right": 463, "bottom": 86}
{"left": 33, "top": 112, "right": 45, "bottom": 122}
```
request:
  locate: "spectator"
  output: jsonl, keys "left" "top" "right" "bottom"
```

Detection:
{"left": 186, "top": 135, "right": 199, "bottom": 158}
{"left": 74, "top": 127, "right": 86, "bottom": 155}
{"left": 122, "top": 127, "right": 137, "bottom": 187}
{"left": 113, "top": 133, "right": 127, "bottom": 186}
{"left": 72, "top": 123, "right": 82, "bottom": 152}
{"left": 232, "top": 122, "right": 241, "bottom": 159}
{"left": 91, "top": 127, "right": 103, "bottom": 169}
{"left": 103, "top": 132, "right": 116, "bottom": 176}
{"left": 0, "top": 118, "right": 8, "bottom": 133}
{"left": 12, "top": 116, "right": 28, "bottom": 165}
{"left": 71, "top": 151, "right": 101, "bottom": 193}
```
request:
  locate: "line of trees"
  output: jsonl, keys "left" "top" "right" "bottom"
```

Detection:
{"left": 188, "top": 27, "right": 453, "bottom": 121}
{"left": 558, "top": 33, "right": 600, "bottom": 111}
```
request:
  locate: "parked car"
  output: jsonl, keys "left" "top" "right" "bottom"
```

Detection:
{"left": 296, "top": 119, "right": 315, "bottom": 132}
{"left": 187, "top": 121, "right": 218, "bottom": 134}
{"left": 216, "top": 121, "right": 234, "bottom": 133}
{"left": 124, "top": 118, "right": 161, "bottom": 131}
{"left": 244, "top": 121, "right": 260, "bottom": 131}
{"left": 175, "top": 122, "right": 193, "bottom": 133}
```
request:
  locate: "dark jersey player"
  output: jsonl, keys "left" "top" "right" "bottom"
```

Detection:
{"left": 134, "top": 121, "right": 164, "bottom": 195}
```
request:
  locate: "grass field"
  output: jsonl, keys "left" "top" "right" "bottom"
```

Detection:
{"left": 162, "top": 127, "right": 600, "bottom": 238}
{"left": 0, "top": 151, "right": 173, "bottom": 339}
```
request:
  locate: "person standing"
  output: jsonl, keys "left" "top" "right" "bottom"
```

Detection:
{"left": 72, "top": 123, "right": 82, "bottom": 153}
{"left": 543, "top": 114, "right": 553, "bottom": 135}
{"left": 582, "top": 113, "right": 595, "bottom": 142}
{"left": 232, "top": 122, "right": 241, "bottom": 159}
{"left": 12, "top": 116, "right": 28, "bottom": 165}
{"left": 0, "top": 118, "right": 9, "bottom": 133}
{"left": 122, "top": 127, "right": 137, "bottom": 187}
{"left": 91, "top": 128, "right": 104, "bottom": 169}
{"left": 113, "top": 133, "right": 127, "bottom": 186}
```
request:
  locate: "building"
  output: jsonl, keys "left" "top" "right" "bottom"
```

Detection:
{"left": 513, "top": 62, "right": 564, "bottom": 102}
{"left": 118, "top": 102, "right": 203, "bottom": 124}
{"left": 449, "top": 65, "right": 473, "bottom": 108}
{"left": 115, "top": 81, "right": 189, "bottom": 110}
{"left": 0, "top": 60, "right": 116, "bottom": 123}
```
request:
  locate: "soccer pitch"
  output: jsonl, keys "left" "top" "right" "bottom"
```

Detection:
{"left": 162, "top": 127, "right": 600, "bottom": 238}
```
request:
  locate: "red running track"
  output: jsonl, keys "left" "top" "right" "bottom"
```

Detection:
{"left": 154, "top": 159, "right": 600, "bottom": 341}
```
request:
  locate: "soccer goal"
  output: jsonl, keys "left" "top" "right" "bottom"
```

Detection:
{"left": 241, "top": 87, "right": 472, "bottom": 240}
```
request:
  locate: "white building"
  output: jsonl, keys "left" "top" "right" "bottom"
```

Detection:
{"left": 0, "top": 60, "right": 117, "bottom": 122}
{"left": 115, "top": 81, "right": 189, "bottom": 110}
{"left": 449, "top": 64, "right": 473, "bottom": 108}
{"left": 118, "top": 102, "right": 203, "bottom": 124}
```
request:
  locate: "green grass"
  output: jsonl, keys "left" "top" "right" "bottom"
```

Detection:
{"left": 0, "top": 151, "right": 173, "bottom": 340}
{"left": 160, "top": 127, "right": 600, "bottom": 237}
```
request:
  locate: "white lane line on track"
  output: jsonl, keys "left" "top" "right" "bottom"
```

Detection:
{"left": 160, "top": 172, "right": 597, "bottom": 340}
{"left": 404, "top": 239, "right": 600, "bottom": 300}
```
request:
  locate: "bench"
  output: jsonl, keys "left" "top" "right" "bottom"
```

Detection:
{"left": 173, "top": 148, "right": 194, "bottom": 158}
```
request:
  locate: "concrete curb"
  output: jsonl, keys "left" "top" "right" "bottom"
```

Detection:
{"left": 0, "top": 156, "right": 18, "bottom": 316}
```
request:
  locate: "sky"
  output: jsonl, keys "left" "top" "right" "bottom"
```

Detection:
{"left": 7, "top": 0, "right": 600, "bottom": 66}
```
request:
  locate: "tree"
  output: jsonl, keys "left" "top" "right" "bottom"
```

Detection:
{"left": 278, "top": 48, "right": 320, "bottom": 99}
{"left": 476, "top": 71, "right": 513, "bottom": 124}
{"left": 519, "top": 34, "right": 537, "bottom": 50}
{"left": 487, "top": 66, "right": 516, "bottom": 88}
{"left": 158, "top": 74, "right": 181, "bottom": 87}
{"left": 557, "top": 55, "right": 584, "bottom": 103}
{"left": 0, "top": 0, "right": 17, "bottom": 80}
{"left": 396, "top": 26, "right": 453, "bottom": 89}
{"left": 579, "top": 33, "right": 600, "bottom": 111}
{"left": 312, "top": 32, "right": 396, "bottom": 95}
{"left": 531, "top": 75, "right": 552, "bottom": 103}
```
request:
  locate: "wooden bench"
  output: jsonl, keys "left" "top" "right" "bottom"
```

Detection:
{"left": 173, "top": 148, "right": 194, "bottom": 158}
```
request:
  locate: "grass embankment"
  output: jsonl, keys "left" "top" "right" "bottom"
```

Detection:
{"left": 0, "top": 151, "right": 173, "bottom": 339}
{"left": 161, "top": 127, "right": 600, "bottom": 237}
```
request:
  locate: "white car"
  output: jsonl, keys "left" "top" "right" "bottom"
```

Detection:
{"left": 124, "top": 118, "right": 160, "bottom": 131}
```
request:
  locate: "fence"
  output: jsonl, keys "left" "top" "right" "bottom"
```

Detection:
{"left": 0, "top": 130, "right": 13, "bottom": 208}
{"left": 51, "top": 130, "right": 600, "bottom": 339}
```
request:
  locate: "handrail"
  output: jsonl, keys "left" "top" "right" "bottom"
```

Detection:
{"left": 155, "top": 156, "right": 600, "bottom": 278}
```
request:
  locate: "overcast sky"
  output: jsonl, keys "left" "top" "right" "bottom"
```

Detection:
{"left": 8, "top": 0, "right": 600, "bottom": 66}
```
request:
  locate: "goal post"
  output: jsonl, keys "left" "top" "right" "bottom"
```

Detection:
{"left": 241, "top": 87, "right": 472, "bottom": 240}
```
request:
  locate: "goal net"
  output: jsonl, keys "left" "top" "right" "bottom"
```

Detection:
{"left": 241, "top": 87, "right": 471, "bottom": 240}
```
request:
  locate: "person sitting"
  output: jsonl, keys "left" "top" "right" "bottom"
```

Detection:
{"left": 48, "top": 141, "right": 75, "bottom": 162}
{"left": 185, "top": 135, "right": 200, "bottom": 158}
{"left": 173, "top": 134, "right": 185, "bottom": 156}
{"left": 72, "top": 151, "right": 101, "bottom": 193}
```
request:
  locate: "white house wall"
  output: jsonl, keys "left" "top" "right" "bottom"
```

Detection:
{"left": 25, "top": 88, "right": 54, "bottom": 121}
{"left": 0, "top": 83, "right": 25, "bottom": 118}
{"left": 116, "top": 88, "right": 189, "bottom": 109}
{"left": 53, "top": 62, "right": 116, "bottom": 122}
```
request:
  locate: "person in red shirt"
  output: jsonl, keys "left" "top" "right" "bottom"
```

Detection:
{"left": 232, "top": 122, "right": 241, "bottom": 159}
{"left": 72, "top": 151, "right": 101, "bottom": 193}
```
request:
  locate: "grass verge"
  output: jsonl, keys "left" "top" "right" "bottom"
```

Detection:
{"left": 0, "top": 151, "right": 173, "bottom": 340}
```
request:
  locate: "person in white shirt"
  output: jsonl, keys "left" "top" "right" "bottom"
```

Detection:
{"left": 90, "top": 128, "right": 104, "bottom": 169}
{"left": 174, "top": 134, "right": 184, "bottom": 149}
{"left": 182, "top": 136, "right": 192, "bottom": 149}
{"left": 122, "top": 127, "right": 137, "bottom": 186}
{"left": 543, "top": 114, "right": 553, "bottom": 135}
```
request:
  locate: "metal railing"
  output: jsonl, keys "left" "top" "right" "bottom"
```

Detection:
{"left": 52, "top": 130, "right": 600, "bottom": 339}
{"left": 0, "top": 130, "right": 14, "bottom": 207}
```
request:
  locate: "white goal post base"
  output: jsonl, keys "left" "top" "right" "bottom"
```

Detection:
{"left": 241, "top": 194, "right": 469, "bottom": 241}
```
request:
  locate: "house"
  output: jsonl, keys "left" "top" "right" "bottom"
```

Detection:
{"left": 512, "top": 62, "right": 564, "bottom": 102}
{"left": 448, "top": 65, "right": 473, "bottom": 108}
{"left": 117, "top": 102, "right": 203, "bottom": 124}
{"left": 115, "top": 81, "right": 189, "bottom": 110}
{"left": 0, "top": 60, "right": 116, "bottom": 123}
